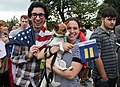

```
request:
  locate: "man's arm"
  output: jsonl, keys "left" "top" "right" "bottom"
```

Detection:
{"left": 94, "top": 53, "right": 108, "bottom": 81}
{"left": 90, "top": 31, "right": 108, "bottom": 81}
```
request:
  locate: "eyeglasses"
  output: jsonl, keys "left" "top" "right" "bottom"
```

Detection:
{"left": 31, "top": 13, "right": 45, "bottom": 18}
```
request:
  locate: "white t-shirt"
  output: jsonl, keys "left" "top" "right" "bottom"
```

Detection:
{"left": 0, "top": 39, "right": 6, "bottom": 58}
{"left": 85, "top": 29, "right": 93, "bottom": 41}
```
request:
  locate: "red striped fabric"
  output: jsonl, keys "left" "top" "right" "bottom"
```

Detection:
{"left": 36, "top": 35, "right": 52, "bottom": 42}
{"left": 36, "top": 26, "right": 53, "bottom": 50}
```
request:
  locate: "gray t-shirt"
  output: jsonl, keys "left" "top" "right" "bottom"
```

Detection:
{"left": 9, "top": 28, "right": 24, "bottom": 38}
{"left": 49, "top": 41, "right": 82, "bottom": 87}
{"left": 90, "top": 27, "right": 118, "bottom": 79}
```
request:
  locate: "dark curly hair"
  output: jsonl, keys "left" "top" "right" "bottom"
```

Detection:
{"left": 100, "top": 7, "right": 118, "bottom": 18}
{"left": 28, "top": 2, "right": 49, "bottom": 19}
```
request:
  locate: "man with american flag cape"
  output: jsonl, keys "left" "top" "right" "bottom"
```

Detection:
{"left": 6, "top": 2, "right": 54, "bottom": 87}
{"left": 6, "top": 2, "right": 73, "bottom": 87}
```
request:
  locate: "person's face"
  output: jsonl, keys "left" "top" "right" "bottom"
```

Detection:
{"left": 31, "top": 7, "right": 46, "bottom": 32}
{"left": 12, "top": 26, "right": 17, "bottom": 30}
{"left": 0, "top": 26, "right": 7, "bottom": 38}
{"left": 101, "top": 17, "right": 116, "bottom": 30}
{"left": 15, "top": 23, "right": 20, "bottom": 29}
{"left": 20, "top": 18, "right": 29, "bottom": 29}
{"left": 67, "top": 20, "right": 80, "bottom": 43}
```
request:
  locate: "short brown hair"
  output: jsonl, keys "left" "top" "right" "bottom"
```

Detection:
{"left": 20, "top": 15, "right": 29, "bottom": 21}
{"left": 0, "top": 20, "right": 7, "bottom": 27}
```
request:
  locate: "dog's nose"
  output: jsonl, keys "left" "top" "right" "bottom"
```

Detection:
{"left": 65, "top": 31, "right": 70, "bottom": 36}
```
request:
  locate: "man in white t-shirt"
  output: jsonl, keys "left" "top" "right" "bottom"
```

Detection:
{"left": 9, "top": 15, "right": 29, "bottom": 39}
{"left": 85, "top": 23, "right": 93, "bottom": 40}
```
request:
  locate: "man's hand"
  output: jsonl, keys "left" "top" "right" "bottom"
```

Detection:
{"left": 27, "top": 45, "right": 39, "bottom": 58}
{"left": 101, "top": 76, "right": 109, "bottom": 81}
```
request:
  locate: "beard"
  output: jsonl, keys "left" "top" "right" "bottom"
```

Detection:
{"left": 104, "top": 22, "right": 115, "bottom": 30}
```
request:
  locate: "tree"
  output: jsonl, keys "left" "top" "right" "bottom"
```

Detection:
{"left": 7, "top": 16, "right": 19, "bottom": 31}
{"left": 71, "top": 0, "right": 99, "bottom": 25}
{"left": 30, "top": 0, "right": 102, "bottom": 26}
{"left": 95, "top": 3, "right": 109, "bottom": 26}
{"left": 31, "top": 0, "right": 75, "bottom": 22}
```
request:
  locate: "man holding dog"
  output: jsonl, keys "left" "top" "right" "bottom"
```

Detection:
{"left": 8, "top": 2, "right": 53, "bottom": 87}
{"left": 7, "top": 1, "right": 73, "bottom": 87}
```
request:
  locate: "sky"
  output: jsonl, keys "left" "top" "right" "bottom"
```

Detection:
{"left": 0, "top": 0, "right": 31, "bottom": 21}
{"left": 0, "top": 0, "right": 103, "bottom": 22}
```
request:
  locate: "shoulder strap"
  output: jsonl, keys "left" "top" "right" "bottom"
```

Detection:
{"left": 51, "top": 53, "right": 57, "bottom": 69}
{"left": 39, "top": 46, "right": 48, "bottom": 86}
{"left": 40, "top": 46, "right": 57, "bottom": 86}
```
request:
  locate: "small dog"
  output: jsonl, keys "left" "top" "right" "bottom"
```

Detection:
{"left": 49, "top": 23, "right": 72, "bottom": 70}
{"left": 40, "top": 23, "right": 72, "bottom": 87}
{"left": 48, "top": 23, "right": 72, "bottom": 86}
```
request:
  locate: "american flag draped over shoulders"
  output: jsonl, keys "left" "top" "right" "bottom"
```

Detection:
{"left": 6, "top": 25, "right": 53, "bottom": 87}
{"left": 36, "top": 26, "right": 53, "bottom": 50}
{"left": 6, "top": 25, "right": 53, "bottom": 55}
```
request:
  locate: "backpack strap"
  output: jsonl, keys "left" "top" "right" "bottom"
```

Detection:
{"left": 40, "top": 46, "right": 57, "bottom": 86}
{"left": 39, "top": 46, "right": 51, "bottom": 86}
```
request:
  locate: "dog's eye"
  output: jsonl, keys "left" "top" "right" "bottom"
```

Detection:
{"left": 62, "top": 28, "right": 66, "bottom": 32}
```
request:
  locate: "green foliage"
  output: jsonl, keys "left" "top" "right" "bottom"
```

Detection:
{"left": 7, "top": 16, "right": 19, "bottom": 31}
{"left": 30, "top": 0, "right": 76, "bottom": 22}
{"left": 95, "top": 3, "right": 109, "bottom": 26}
{"left": 72, "top": 0, "right": 99, "bottom": 25}
{"left": 30, "top": 0, "right": 106, "bottom": 28}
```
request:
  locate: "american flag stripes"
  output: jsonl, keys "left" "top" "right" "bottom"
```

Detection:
{"left": 7, "top": 25, "right": 53, "bottom": 51}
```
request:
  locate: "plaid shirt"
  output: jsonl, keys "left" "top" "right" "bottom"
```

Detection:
{"left": 11, "top": 45, "right": 41, "bottom": 87}
{"left": 8, "top": 26, "right": 53, "bottom": 87}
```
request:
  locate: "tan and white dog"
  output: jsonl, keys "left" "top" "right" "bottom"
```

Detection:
{"left": 40, "top": 23, "right": 72, "bottom": 87}
{"left": 49, "top": 23, "right": 72, "bottom": 70}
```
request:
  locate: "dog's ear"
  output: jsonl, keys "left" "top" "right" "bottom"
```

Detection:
{"left": 53, "top": 24, "right": 59, "bottom": 31}
{"left": 62, "top": 23, "right": 67, "bottom": 29}
{"left": 64, "top": 22, "right": 67, "bottom": 25}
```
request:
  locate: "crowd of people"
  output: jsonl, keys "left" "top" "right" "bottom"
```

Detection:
{"left": 0, "top": 1, "right": 120, "bottom": 87}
